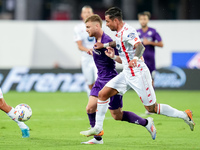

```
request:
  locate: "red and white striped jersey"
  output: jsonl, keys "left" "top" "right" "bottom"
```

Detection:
{"left": 115, "top": 23, "right": 142, "bottom": 76}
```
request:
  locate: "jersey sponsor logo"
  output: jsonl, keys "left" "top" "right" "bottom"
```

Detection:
{"left": 116, "top": 44, "right": 122, "bottom": 53}
{"left": 146, "top": 37, "right": 153, "bottom": 42}
{"left": 87, "top": 37, "right": 95, "bottom": 42}
{"left": 134, "top": 37, "right": 138, "bottom": 41}
{"left": 127, "top": 33, "right": 136, "bottom": 39}
{"left": 93, "top": 48, "right": 101, "bottom": 55}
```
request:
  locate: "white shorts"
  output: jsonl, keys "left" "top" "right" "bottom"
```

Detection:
{"left": 105, "top": 63, "right": 156, "bottom": 106}
{"left": 0, "top": 88, "right": 3, "bottom": 98}
{"left": 81, "top": 55, "right": 97, "bottom": 85}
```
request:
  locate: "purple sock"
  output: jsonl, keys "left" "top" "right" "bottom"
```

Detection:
{"left": 87, "top": 112, "right": 102, "bottom": 140}
{"left": 122, "top": 111, "right": 147, "bottom": 126}
{"left": 87, "top": 112, "right": 96, "bottom": 127}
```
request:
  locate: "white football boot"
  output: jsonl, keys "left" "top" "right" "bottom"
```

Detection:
{"left": 81, "top": 138, "right": 103, "bottom": 144}
{"left": 80, "top": 127, "right": 104, "bottom": 137}
{"left": 145, "top": 117, "right": 156, "bottom": 140}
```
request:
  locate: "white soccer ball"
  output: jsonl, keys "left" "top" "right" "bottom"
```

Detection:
{"left": 14, "top": 104, "right": 32, "bottom": 122}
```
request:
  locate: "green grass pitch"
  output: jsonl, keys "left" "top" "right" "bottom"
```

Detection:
{"left": 0, "top": 90, "right": 199, "bottom": 150}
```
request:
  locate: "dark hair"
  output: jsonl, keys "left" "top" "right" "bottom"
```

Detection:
{"left": 85, "top": 14, "right": 102, "bottom": 27}
{"left": 105, "top": 7, "right": 123, "bottom": 20}
{"left": 138, "top": 11, "right": 151, "bottom": 19}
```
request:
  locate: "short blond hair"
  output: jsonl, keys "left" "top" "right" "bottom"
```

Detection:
{"left": 85, "top": 14, "right": 102, "bottom": 27}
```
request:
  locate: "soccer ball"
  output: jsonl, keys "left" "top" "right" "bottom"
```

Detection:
{"left": 14, "top": 104, "right": 32, "bottom": 122}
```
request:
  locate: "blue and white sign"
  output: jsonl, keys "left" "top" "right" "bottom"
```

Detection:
{"left": 172, "top": 52, "right": 200, "bottom": 69}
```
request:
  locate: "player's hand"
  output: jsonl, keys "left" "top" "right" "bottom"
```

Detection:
{"left": 105, "top": 46, "right": 115, "bottom": 58}
{"left": 94, "top": 42, "right": 103, "bottom": 49}
{"left": 87, "top": 49, "right": 93, "bottom": 55}
{"left": 129, "top": 59, "right": 138, "bottom": 68}
{"left": 143, "top": 38, "right": 151, "bottom": 45}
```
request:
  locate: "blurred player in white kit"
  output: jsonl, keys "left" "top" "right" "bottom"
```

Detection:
{"left": 74, "top": 5, "right": 97, "bottom": 97}
{"left": 0, "top": 88, "right": 30, "bottom": 138}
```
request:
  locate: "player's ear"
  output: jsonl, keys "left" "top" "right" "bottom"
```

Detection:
{"left": 95, "top": 22, "right": 100, "bottom": 28}
{"left": 114, "top": 18, "right": 118, "bottom": 23}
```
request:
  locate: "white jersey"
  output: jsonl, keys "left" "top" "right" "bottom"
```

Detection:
{"left": 74, "top": 22, "right": 96, "bottom": 58}
{"left": 115, "top": 23, "right": 143, "bottom": 77}
{"left": 74, "top": 22, "right": 97, "bottom": 87}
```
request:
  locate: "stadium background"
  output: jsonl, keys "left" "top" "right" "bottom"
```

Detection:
{"left": 0, "top": 1, "right": 199, "bottom": 150}
{"left": 0, "top": 0, "right": 199, "bottom": 92}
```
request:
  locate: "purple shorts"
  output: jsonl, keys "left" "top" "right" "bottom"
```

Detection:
{"left": 90, "top": 78, "right": 123, "bottom": 110}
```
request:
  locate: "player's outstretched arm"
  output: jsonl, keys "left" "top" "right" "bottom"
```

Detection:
{"left": 76, "top": 41, "right": 91, "bottom": 53}
{"left": 105, "top": 47, "right": 122, "bottom": 64}
{"left": 94, "top": 41, "right": 116, "bottom": 49}
{"left": 129, "top": 42, "right": 145, "bottom": 68}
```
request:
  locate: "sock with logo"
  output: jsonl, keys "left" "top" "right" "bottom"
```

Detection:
{"left": 122, "top": 111, "right": 147, "bottom": 126}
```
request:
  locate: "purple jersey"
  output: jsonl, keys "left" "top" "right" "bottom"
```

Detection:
{"left": 90, "top": 32, "right": 122, "bottom": 110}
{"left": 137, "top": 27, "right": 162, "bottom": 73}
{"left": 92, "top": 32, "right": 118, "bottom": 80}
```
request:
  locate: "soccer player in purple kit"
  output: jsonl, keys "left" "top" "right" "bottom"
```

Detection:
{"left": 80, "top": 14, "right": 157, "bottom": 144}
{"left": 137, "top": 11, "right": 163, "bottom": 85}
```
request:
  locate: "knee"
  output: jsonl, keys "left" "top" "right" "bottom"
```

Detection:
{"left": 86, "top": 105, "right": 96, "bottom": 114}
{"left": 98, "top": 90, "right": 108, "bottom": 101}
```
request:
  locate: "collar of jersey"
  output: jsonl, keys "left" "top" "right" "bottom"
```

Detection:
{"left": 117, "top": 22, "right": 126, "bottom": 33}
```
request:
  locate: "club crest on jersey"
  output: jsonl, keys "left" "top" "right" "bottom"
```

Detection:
{"left": 93, "top": 48, "right": 101, "bottom": 55}
{"left": 87, "top": 37, "right": 95, "bottom": 42}
{"left": 147, "top": 31, "right": 152, "bottom": 36}
{"left": 127, "top": 33, "right": 136, "bottom": 39}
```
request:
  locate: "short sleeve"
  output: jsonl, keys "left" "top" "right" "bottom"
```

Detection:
{"left": 126, "top": 29, "right": 141, "bottom": 46}
{"left": 154, "top": 30, "right": 162, "bottom": 42}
